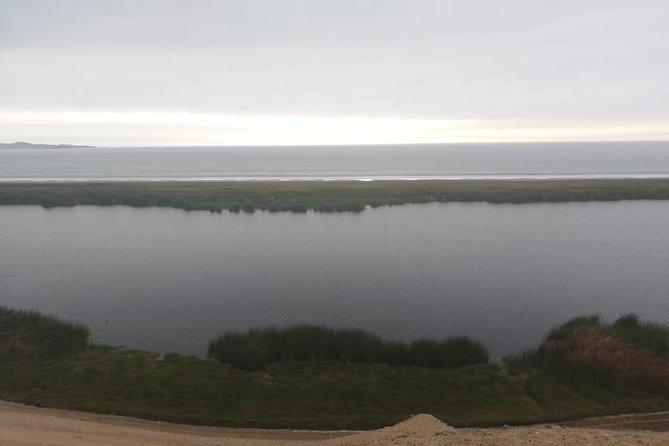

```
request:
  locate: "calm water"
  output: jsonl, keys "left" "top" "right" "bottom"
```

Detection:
{"left": 2, "top": 141, "right": 669, "bottom": 180}
{"left": 1, "top": 201, "right": 668, "bottom": 360}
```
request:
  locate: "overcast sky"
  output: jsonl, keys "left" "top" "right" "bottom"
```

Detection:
{"left": 1, "top": 0, "right": 668, "bottom": 145}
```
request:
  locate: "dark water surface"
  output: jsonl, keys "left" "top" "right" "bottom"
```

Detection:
{"left": 2, "top": 141, "right": 669, "bottom": 180}
{"left": 1, "top": 201, "right": 668, "bottom": 360}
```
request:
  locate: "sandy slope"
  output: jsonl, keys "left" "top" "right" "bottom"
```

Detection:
{"left": 0, "top": 401, "right": 667, "bottom": 446}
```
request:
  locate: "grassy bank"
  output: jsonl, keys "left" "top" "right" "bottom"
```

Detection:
{"left": 1, "top": 347, "right": 668, "bottom": 430}
{"left": 1, "top": 308, "right": 669, "bottom": 429}
{"left": 1, "top": 179, "right": 669, "bottom": 212}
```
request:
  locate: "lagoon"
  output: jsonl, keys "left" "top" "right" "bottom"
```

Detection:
{"left": 1, "top": 201, "right": 668, "bottom": 360}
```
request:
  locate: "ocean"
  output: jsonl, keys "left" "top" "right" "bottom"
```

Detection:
{"left": 1, "top": 141, "right": 669, "bottom": 181}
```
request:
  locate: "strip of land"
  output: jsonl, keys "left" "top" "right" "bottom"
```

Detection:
{"left": 1, "top": 402, "right": 668, "bottom": 446}
{"left": 0, "top": 142, "right": 94, "bottom": 149}
{"left": 1, "top": 179, "right": 669, "bottom": 212}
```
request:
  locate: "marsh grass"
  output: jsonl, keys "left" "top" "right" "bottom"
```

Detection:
{"left": 611, "top": 314, "right": 669, "bottom": 358}
{"left": 2, "top": 179, "right": 669, "bottom": 213}
{"left": 0, "top": 307, "right": 89, "bottom": 361}
{"left": 207, "top": 325, "right": 489, "bottom": 370}
{"left": 1, "top": 346, "right": 667, "bottom": 429}
{"left": 503, "top": 314, "right": 669, "bottom": 393}
{"left": 0, "top": 308, "right": 668, "bottom": 428}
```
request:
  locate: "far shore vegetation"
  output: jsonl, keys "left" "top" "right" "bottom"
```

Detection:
{"left": 1, "top": 178, "right": 669, "bottom": 213}
{"left": 1, "top": 306, "right": 668, "bottom": 429}
{"left": 0, "top": 142, "right": 94, "bottom": 149}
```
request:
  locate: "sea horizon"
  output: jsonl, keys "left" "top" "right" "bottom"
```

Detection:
{"left": 3, "top": 141, "right": 669, "bottom": 181}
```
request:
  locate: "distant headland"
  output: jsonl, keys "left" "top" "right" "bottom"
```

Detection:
{"left": 0, "top": 141, "right": 95, "bottom": 149}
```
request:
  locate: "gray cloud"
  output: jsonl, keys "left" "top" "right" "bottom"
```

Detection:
{"left": 1, "top": 1, "right": 667, "bottom": 130}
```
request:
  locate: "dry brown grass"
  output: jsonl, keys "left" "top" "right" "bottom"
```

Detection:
{"left": 545, "top": 326, "right": 669, "bottom": 393}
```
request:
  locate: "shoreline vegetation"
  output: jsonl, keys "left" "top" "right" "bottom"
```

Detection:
{"left": 1, "top": 178, "right": 669, "bottom": 212}
{"left": 1, "top": 307, "right": 668, "bottom": 429}
{"left": 208, "top": 325, "right": 489, "bottom": 370}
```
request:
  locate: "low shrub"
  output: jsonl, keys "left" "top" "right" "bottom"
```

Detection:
{"left": 208, "top": 325, "right": 488, "bottom": 370}
{"left": 504, "top": 313, "right": 669, "bottom": 394}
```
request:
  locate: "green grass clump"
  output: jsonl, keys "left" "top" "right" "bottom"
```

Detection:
{"left": 0, "top": 307, "right": 89, "bottom": 361}
{"left": 207, "top": 325, "right": 488, "bottom": 370}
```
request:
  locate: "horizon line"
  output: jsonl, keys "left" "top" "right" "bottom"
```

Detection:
{"left": 4, "top": 139, "right": 669, "bottom": 149}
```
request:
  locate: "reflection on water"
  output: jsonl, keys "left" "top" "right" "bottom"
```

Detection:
{"left": 1, "top": 201, "right": 668, "bottom": 360}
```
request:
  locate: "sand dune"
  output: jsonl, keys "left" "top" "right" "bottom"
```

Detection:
{"left": 0, "top": 401, "right": 667, "bottom": 446}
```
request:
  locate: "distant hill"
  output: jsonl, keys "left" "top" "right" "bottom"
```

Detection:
{"left": 0, "top": 142, "right": 95, "bottom": 149}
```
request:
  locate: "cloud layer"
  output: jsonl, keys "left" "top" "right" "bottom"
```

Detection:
{"left": 1, "top": 1, "right": 667, "bottom": 144}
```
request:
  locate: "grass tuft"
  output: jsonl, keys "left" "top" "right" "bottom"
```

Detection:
{"left": 0, "top": 307, "right": 89, "bottom": 362}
